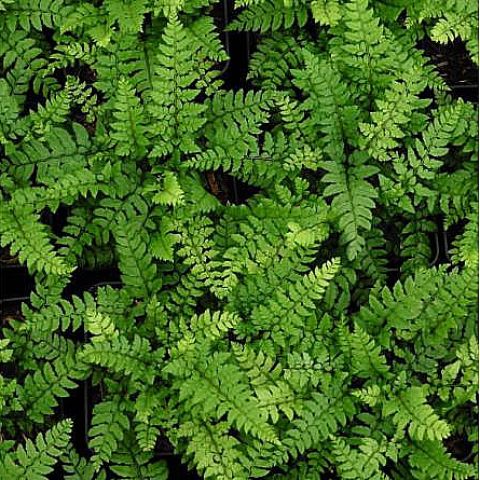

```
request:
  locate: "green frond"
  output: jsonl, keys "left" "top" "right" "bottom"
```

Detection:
{"left": 284, "top": 390, "right": 354, "bottom": 456}
{"left": 61, "top": 443, "right": 104, "bottom": 480}
{"left": 384, "top": 386, "right": 451, "bottom": 441}
{"left": 0, "top": 420, "right": 73, "bottom": 480}
{"left": 93, "top": 33, "right": 154, "bottom": 97}
{"left": 177, "top": 420, "right": 250, "bottom": 479}
{"left": 0, "top": 27, "right": 57, "bottom": 103}
{"left": 292, "top": 51, "right": 359, "bottom": 159}
{"left": 135, "top": 419, "right": 161, "bottom": 453}
{"left": 330, "top": 0, "right": 389, "bottom": 97}
{"left": 310, "top": 0, "right": 342, "bottom": 26}
{"left": 2, "top": 0, "right": 66, "bottom": 32}
{"left": 0, "top": 203, "right": 73, "bottom": 276}
{"left": 250, "top": 258, "right": 340, "bottom": 347}
{"left": 148, "top": 16, "right": 218, "bottom": 158}
{"left": 451, "top": 205, "right": 479, "bottom": 268}
{"left": 88, "top": 399, "right": 131, "bottom": 469}
{"left": 81, "top": 334, "right": 157, "bottom": 383}
{"left": 353, "top": 227, "right": 389, "bottom": 286}
{"left": 353, "top": 384, "right": 383, "bottom": 407}
{"left": 331, "top": 437, "right": 388, "bottom": 480}
{"left": 109, "top": 434, "right": 169, "bottom": 479}
{"left": 198, "top": 89, "right": 274, "bottom": 171}
{"left": 104, "top": 0, "right": 149, "bottom": 34}
{"left": 321, "top": 154, "right": 378, "bottom": 261}
{"left": 20, "top": 293, "right": 94, "bottom": 336}
{"left": 166, "top": 350, "right": 280, "bottom": 444}
{"left": 190, "top": 310, "right": 240, "bottom": 340}
{"left": 359, "top": 76, "right": 431, "bottom": 161}
{"left": 248, "top": 34, "right": 305, "bottom": 91}
{"left": 339, "top": 323, "right": 390, "bottom": 379}
{"left": 399, "top": 217, "right": 436, "bottom": 274}
{"left": 5, "top": 123, "right": 92, "bottom": 185}
{"left": 114, "top": 217, "right": 162, "bottom": 299}
{"left": 0, "top": 0, "right": 477, "bottom": 476}
{"left": 17, "top": 353, "right": 87, "bottom": 424}
{"left": 152, "top": 171, "right": 185, "bottom": 206}
{"left": 427, "top": 0, "right": 478, "bottom": 65}
{"left": 322, "top": 266, "right": 356, "bottom": 315}
{"left": 110, "top": 78, "right": 149, "bottom": 159}
{"left": 409, "top": 440, "right": 476, "bottom": 480}
{"left": 228, "top": 0, "right": 308, "bottom": 33}
{"left": 186, "top": 16, "right": 228, "bottom": 63}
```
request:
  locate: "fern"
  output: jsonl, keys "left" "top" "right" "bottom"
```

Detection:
{"left": 16, "top": 352, "right": 87, "bottom": 424}
{"left": 0, "top": 0, "right": 477, "bottom": 477}
{"left": 0, "top": 203, "right": 73, "bottom": 276}
{"left": 331, "top": 437, "right": 388, "bottom": 480}
{"left": 228, "top": 0, "right": 308, "bottom": 33}
{"left": 359, "top": 75, "right": 431, "bottom": 162}
{"left": 0, "top": 420, "right": 73, "bottom": 479}
{"left": 284, "top": 390, "right": 354, "bottom": 456}
{"left": 5, "top": 123, "right": 92, "bottom": 185}
{"left": 250, "top": 258, "right": 340, "bottom": 348}
{"left": 292, "top": 51, "right": 359, "bottom": 160}
{"left": 88, "top": 399, "right": 131, "bottom": 469}
{"left": 452, "top": 205, "right": 479, "bottom": 267}
{"left": 114, "top": 217, "right": 161, "bottom": 300}
{"left": 2, "top": 0, "right": 66, "bottom": 32}
{"left": 385, "top": 386, "right": 451, "bottom": 441}
{"left": 110, "top": 78, "right": 149, "bottom": 159}
{"left": 339, "top": 323, "right": 390, "bottom": 379}
{"left": 412, "top": 0, "right": 479, "bottom": 65}
{"left": 61, "top": 443, "right": 105, "bottom": 480}
{"left": 310, "top": 0, "right": 342, "bottom": 26}
{"left": 148, "top": 16, "right": 215, "bottom": 158}
{"left": 409, "top": 440, "right": 476, "bottom": 480}
{"left": 321, "top": 154, "right": 378, "bottom": 261}
{"left": 81, "top": 334, "right": 157, "bottom": 383}
{"left": 104, "top": 0, "right": 149, "bottom": 34}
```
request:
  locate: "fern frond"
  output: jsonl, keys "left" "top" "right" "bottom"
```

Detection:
{"left": 114, "top": 217, "right": 161, "bottom": 299}
{"left": 110, "top": 78, "right": 149, "bottom": 159}
{"left": 177, "top": 420, "right": 249, "bottom": 479}
{"left": 109, "top": 434, "right": 169, "bottom": 479}
{"left": 88, "top": 399, "right": 131, "bottom": 469}
{"left": 339, "top": 323, "right": 390, "bottom": 379}
{"left": 451, "top": 205, "right": 478, "bottom": 268}
{"left": 0, "top": 420, "right": 73, "bottom": 480}
{"left": 321, "top": 154, "right": 378, "bottom": 261}
{"left": 385, "top": 386, "right": 451, "bottom": 441}
{"left": 310, "top": 0, "right": 342, "bottom": 26}
{"left": 104, "top": 0, "right": 148, "bottom": 34}
{"left": 61, "top": 443, "right": 103, "bottom": 480}
{"left": 248, "top": 34, "right": 305, "bottom": 91}
{"left": 17, "top": 353, "right": 87, "bottom": 423}
{"left": 284, "top": 390, "right": 353, "bottom": 456}
{"left": 409, "top": 440, "right": 476, "bottom": 480}
{"left": 0, "top": 203, "right": 73, "bottom": 276}
{"left": 250, "top": 258, "right": 340, "bottom": 347}
{"left": 166, "top": 351, "right": 280, "bottom": 444}
{"left": 5, "top": 123, "right": 92, "bottom": 185}
{"left": 228, "top": 0, "right": 308, "bottom": 33}
{"left": 81, "top": 334, "right": 157, "bottom": 383}
{"left": 359, "top": 76, "right": 430, "bottom": 161}
{"left": 292, "top": 51, "right": 359, "bottom": 160}
{"left": 331, "top": 437, "right": 388, "bottom": 480}
{"left": 148, "top": 16, "right": 213, "bottom": 158}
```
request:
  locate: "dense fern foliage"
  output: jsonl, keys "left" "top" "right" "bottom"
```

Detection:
{"left": 0, "top": 0, "right": 478, "bottom": 478}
